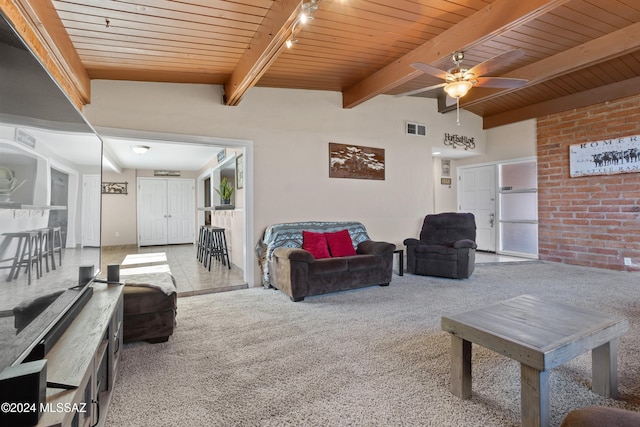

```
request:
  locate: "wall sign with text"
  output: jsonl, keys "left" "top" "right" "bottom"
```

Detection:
{"left": 569, "top": 134, "right": 640, "bottom": 177}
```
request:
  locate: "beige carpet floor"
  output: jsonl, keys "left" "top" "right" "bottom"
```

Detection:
{"left": 106, "top": 262, "right": 640, "bottom": 427}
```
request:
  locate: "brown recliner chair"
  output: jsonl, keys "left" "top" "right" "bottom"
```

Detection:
{"left": 403, "top": 212, "right": 477, "bottom": 279}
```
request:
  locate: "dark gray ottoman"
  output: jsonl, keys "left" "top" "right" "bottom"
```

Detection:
{"left": 123, "top": 272, "right": 177, "bottom": 343}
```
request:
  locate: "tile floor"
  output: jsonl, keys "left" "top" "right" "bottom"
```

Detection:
{"left": 100, "top": 244, "right": 247, "bottom": 298}
{"left": 475, "top": 251, "right": 537, "bottom": 264}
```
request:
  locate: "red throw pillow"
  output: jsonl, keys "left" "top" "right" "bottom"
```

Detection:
{"left": 302, "top": 231, "right": 331, "bottom": 259}
{"left": 325, "top": 229, "right": 357, "bottom": 257}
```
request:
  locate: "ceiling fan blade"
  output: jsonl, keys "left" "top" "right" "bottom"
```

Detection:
{"left": 467, "top": 49, "right": 524, "bottom": 77}
{"left": 396, "top": 82, "right": 446, "bottom": 97}
{"left": 410, "top": 62, "right": 450, "bottom": 80}
{"left": 474, "top": 76, "right": 528, "bottom": 88}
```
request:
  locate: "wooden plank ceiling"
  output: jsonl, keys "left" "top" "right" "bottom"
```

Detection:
{"left": 25, "top": 0, "right": 640, "bottom": 127}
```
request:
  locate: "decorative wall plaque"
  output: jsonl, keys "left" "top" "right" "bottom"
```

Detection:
{"left": 444, "top": 133, "right": 475, "bottom": 150}
{"left": 569, "top": 134, "right": 640, "bottom": 177}
{"left": 329, "top": 143, "right": 385, "bottom": 180}
{"left": 102, "top": 182, "right": 128, "bottom": 194}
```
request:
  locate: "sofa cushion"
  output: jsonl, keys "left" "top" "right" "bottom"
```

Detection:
{"left": 346, "top": 254, "right": 379, "bottom": 271}
{"left": 326, "top": 229, "right": 357, "bottom": 257}
{"left": 303, "top": 231, "right": 331, "bottom": 259}
{"left": 308, "top": 258, "right": 348, "bottom": 275}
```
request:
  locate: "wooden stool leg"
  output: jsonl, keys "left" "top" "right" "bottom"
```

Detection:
{"left": 52, "top": 227, "right": 63, "bottom": 267}
{"left": 6, "top": 235, "right": 26, "bottom": 282}
{"left": 219, "top": 229, "right": 230, "bottom": 269}
{"left": 39, "top": 229, "right": 51, "bottom": 273}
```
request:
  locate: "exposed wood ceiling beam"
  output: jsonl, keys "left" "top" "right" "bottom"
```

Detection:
{"left": 1, "top": 0, "right": 91, "bottom": 107}
{"left": 483, "top": 76, "right": 640, "bottom": 129}
{"left": 443, "top": 21, "right": 640, "bottom": 113}
{"left": 223, "top": 0, "right": 301, "bottom": 106}
{"left": 341, "top": 0, "right": 572, "bottom": 109}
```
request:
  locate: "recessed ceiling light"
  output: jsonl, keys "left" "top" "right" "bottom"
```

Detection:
{"left": 131, "top": 145, "right": 150, "bottom": 154}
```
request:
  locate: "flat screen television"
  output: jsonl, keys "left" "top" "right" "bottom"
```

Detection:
{"left": 0, "top": 13, "right": 102, "bottom": 377}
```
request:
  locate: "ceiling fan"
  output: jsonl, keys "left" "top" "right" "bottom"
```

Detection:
{"left": 400, "top": 49, "right": 528, "bottom": 124}
{"left": 403, "top": 49, "right": 528, "bottom": 98}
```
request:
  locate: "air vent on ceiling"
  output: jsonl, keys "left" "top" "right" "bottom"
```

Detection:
{"left": 406, "top": 122, "right": 427, "bottom": 137}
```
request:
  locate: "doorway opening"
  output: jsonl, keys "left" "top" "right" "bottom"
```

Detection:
{"left": 49, "top": 168, "right": 69, "bottom": 247}
{"left": 458, "top": 157, "right": 538, "bottom": 259}
{"left": 98, "top": 126, "right": 254, "bottom": 288}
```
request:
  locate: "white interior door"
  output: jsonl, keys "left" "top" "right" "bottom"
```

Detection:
{"left": 82, "top": 174, "right": 101, "bottom": 247}
{"left": 167, "top": 179, "right": 195, "bottom": 244}
{"left": 459, "top": 165, "right": 496, "bottom": 252}
{"left": 138, "top": 178, "right": 168, "bottom": 246}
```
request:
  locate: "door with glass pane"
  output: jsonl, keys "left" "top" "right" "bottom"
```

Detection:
{"left": 498, "top": 160, "right": 538, "bottom": 257}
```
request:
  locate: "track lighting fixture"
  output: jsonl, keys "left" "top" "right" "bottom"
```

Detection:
{"left": 300, "top": 0, "right": 319, "bottom": 21}
{"left": 286, "top": 0, "right": 322, "bottom": 50}
{"left": 286, "top": 38, "right": 298, "bottom": 48}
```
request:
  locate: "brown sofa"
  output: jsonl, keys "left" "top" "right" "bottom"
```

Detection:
{"left": 122, "top": 272, "right": 177, "bottom": 343}
{"left": 256, "top": 221, "right": 396, "bottom": 301}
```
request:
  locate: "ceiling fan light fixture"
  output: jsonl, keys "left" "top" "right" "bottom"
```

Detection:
{"left": 131, "top": 145, "right": 150, "bottom": 154}
{"left": 444, "top": 80, "right": 473, "bottom": 99}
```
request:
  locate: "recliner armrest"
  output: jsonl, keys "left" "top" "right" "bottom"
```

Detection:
{"left": 272, "top": 247, "right": 315, "bottom": 263}
{"left": 453, "top": 239, "right": 477, "bottom": 249}
{"left": 403, "top": 238, "right": 423, "bottom": 246}
{"left": 357, "top": 240, "right": 396, "bottom": 255}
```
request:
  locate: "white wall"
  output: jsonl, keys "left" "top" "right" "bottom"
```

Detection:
{"left": 85, "top": 81, "right": 487, "bottom": 286}
{"left": 433, "top": 119, "right": 538, "bottom": 212}
{"left": 101, "top": 169, "right": 137, "bottom": 246}
{"left": 459, "top": 119, "right": 537, "bottom": 166}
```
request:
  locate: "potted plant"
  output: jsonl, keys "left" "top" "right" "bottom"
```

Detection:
{"left": 215, "top": 177, "right": 234, "bottom": 204}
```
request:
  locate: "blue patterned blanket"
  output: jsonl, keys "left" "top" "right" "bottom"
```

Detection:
{"left": 255, "top": 221, "right": 371, "bottom": 287}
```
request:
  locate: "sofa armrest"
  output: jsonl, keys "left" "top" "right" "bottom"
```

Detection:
{"left": 273, "top": 247, "right": 315, "bottom": 263}
{"left": 453, "top": 239, "right": 477, "bottom": 249}
{"left": 357, "top": 240, "right": 396, "bottom": 255}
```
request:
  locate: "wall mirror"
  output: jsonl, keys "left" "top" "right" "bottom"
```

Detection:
{"left": 0, "top": 13, "right": 103, "bottom": 371}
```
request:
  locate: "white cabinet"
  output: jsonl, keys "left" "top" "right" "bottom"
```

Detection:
{"left": 137, "top": 178, "right": 195, "bottom": 246}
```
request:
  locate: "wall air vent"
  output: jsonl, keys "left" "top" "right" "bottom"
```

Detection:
{"left": 406, "top": 122, "right": 427, "bottom": 137}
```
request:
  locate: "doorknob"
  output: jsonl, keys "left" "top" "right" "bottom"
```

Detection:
{"left": 489, "top": 213, "right": 495, "bottom": 228}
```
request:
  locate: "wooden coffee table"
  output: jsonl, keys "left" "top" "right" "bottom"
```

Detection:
{"left": 441, "top": 294, "right": 629, "bottom": 427}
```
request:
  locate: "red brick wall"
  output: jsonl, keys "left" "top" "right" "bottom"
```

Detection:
{"left": 537, "top": 95, "right": 640, "bottom": 271}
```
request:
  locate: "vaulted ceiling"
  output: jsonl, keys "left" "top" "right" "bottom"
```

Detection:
{"left": 6, "top": 0, "right": 640, "bottom": 128}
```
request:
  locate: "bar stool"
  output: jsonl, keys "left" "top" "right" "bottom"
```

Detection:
{"left": 38, "top": 227, "right": 63, "bottom": 272}
{"left": 202, "top": 227, "right": 214, "bottom": 268}
{"left": 197, "top": 225, "right": 207, "bottom": 264}
{"left": 1, "top": 230, "right": 41, "bottom": 285}
{"left": 37, "top": 228, "right": 52, "bottom": 273}
{"left": 50, "top": 226, "right": 63, "bottom": 268}
{"left": 206, "top": 227, "right": 230, "bottom": 270}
